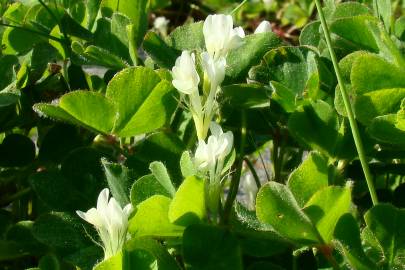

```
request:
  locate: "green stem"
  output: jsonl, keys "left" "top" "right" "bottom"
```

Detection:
{"left": 314, "top": 0, "right": 378, "bottom": 206}
{"left": 244, "top": 157, "right": 261, "bottom": 189}
{"left": 0, "top": 22, "right": 64, "bottom": 43}
{"left": 230, "top": 0, "right": 248, "bottom": 15}
{"left": 222, "top": 110, "right": 247, "bottom": 224}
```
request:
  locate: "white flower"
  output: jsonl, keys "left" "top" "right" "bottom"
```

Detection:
{"left": 203, "top": 14, "right": 245, "bottom": 59}
{"left": 153, "top": 16, "right": 170, "bottom": 36}
{"left": 172, "top": 51, "right": 200, "bottom": 95}
{"left": 76, "top": 188, "right": 133, "bottom": 260}
{"left": 194, "top": 122, "right": 233, "bottom": 173}
{"left": 201, "top": 52, "right": 226, "bottom": 90}
{"left": 254, "top": 21, "right": 272, "bottom": 34}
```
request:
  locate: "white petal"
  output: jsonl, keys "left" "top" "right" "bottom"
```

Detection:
{"left": 254, "top": 21, "right": 272, "bottom": 34}
{"left": 209, "top": 122, "right": 223, "bottom": 137}
{"left": 123, "top": 204, "right": 133, "bottom": 218}
{"left": 76, "top": 208, "right": 104, "bottom": 228}
{"left": 97, "top": 188, "right": 110, "bottom": 211}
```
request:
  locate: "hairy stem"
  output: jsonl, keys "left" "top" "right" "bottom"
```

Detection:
{"left": 314, "top": 0, "right": 378, "bottom": 206}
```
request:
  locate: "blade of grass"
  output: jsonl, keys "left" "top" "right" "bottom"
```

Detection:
{"left": 314, "top": 0, "right": 378, "bottom": 206}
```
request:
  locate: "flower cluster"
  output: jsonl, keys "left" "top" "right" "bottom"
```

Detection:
{"left": 194, "top": 122, "right": 234, "bottom": 220}
{"left": 171, "top": 14, "right": 271, "bottom": 140}
{"left": 76, "top": 188, "right": 133, "bottom": 260}
{"left": 172, "top": 14, "right": 243, "bottom": 140}
{"left": 171, "top": 14, "right": 271, "bottom": 221}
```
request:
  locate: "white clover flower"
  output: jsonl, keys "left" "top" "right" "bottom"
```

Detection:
{"left": 254, "top": 21, "right": 272, "bottom": 34}
{"left": 203, "top": 14, "right": 245, "bottom": 59}
{"left": 172, "top": 51, "right": 200, "bottom": 95}
{"left": 201, "top": 52, "right": 226, "bottom": 91}
{"left": 76, "top": 188, "right": 133, "bottom": 260}
{"left": 153, "top": 16, "right": 170, "bottom": 36}
{"left": 194, "top": 122, "right": 233, "bottom": 174}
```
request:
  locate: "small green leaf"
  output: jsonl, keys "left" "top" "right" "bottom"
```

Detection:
{"left": 168, "top": 176, "right": 206, "bottom": 226}
{"left": 130, "top": 174, "right": 171, "bottom": 206}
{"left": 106, "top": 67, "right": 178, "bottom": 137}
{"left": 256, "top": 182, "right": 319, "bottom": 245}
{"left": 102, "top": 159, "right": 132, "bottom": 207}
{"left": 166, "top": 22, "right": 205, "bottom": 51}
{"left": 179, "top": 151, "right": 196, "bottom": 178}
{"left": 287, "top": 152, "right": 329, "bottom": 207}
{"left": 363, "top": 204, "right": 405, "bottom": 269}
{"left": 369, "top": 114, "right": 405, "bottom": 147}
{"left": 128, "top": 195, "right": 184, "bottom": 238}
{"left": 334, "top": 214, "right": 377, "bottom": 270}
{"left": 221, "top": 84, "right": 270, "bottom": 109}
{"left": 94, "top": 252, "right": 122, "bottom": 270}
{"left": 143, "top": 31, "right": 179, "bottom": 69}
{"left": 288, "top": 100, "right": 340, "bottom": 157}
{"left": 227, "top": 32, "right": 282, "bottom": 82}
{"left": 304, "top": 186, "right": 351, "bottom": 243}
{"left": 124, "top": 237, "right": 179, "bottom": 270}
{"left": 149, "top": 161, "right": 176, "bottom": 197}
{"left": 59, "top": 90, "right": 116, "bottom": 134}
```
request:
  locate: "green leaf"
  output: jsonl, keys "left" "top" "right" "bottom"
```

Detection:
{"left": 221, "top": 84, "right": 270, "bottom": 109}
{"left": 354, "top": 88, "right": 405, "bottom": 125}
{"left": 128, "top": 195, "right": 184, "bottom": 238}
{"left": 2, "top": 26, "right": 43, "bottom": 55}
{"left": 32, "top": 212, "right": 96, "bottom": 255}
{"left": 287, "top": 152, "right": 329, "bottom": 207}
{"left": 256, "top": 182, "right": 319, "bottom": 245}
{"left": 248, "top": 46, "right": 313, "bottom": 95}
{"left": 330, "top": 15, "right": 379, "bottom": 52}
{"left": 183, "top": 224, "right": 243, "bottom": 270}
{"left": 35, "top": 90, "right": 116, "bottom": 134}
{"left": 304, "top": 186, "right": 351, "bottom": 243}
{"left": 376, "top": 0, "right": 392, "bottom": 32}
{"left": 30, "top": 171, "right": 92, "bottom": 212}
{"left": 149, "top": 161, "right": 176, "bottom": 197}
{"left": 130, "top": 174, "right": 172, "bottom": 206}
{"left": 369, "top": 114, "right": 405, "bottom": 147}
{"left": 143, "top": 31, "right": 180, "bottom": 69}
{"left": 168, "top": 176, "right": 206, "bottom": 226}
{"left": 0, "top": 92, "right": 19, "bottom": 108}
{"left": 73, "top": 44, "right": 129, "bottom": 69}
{"left": 334, "top": 214, "right": 377, "bottom": 270}
{"left": 0, "top": 55, "right": 18, "bottom": 90}
{"left": 6, "top": 221, "right": 48, "bottom": 257}
{"left": 106, "top": 67, "right": 178, "bottom": 137}
{"left": 102, "top": 159, "right": 132, "bottom": 207}
{"left": 0, "top": 240, "right": 28, "bottom": 261}
{"left": 351, "top": 54, "right": 405, "bottom": 95}
{"left": 179, "top": 151, "right": 197, "bottom": 178}
{"left": 166, "top": 22, "right": 205, "bottom": 51}
{"left": 94, "top": 252, "right": 122, "bottom": 270}
{"left": 288, "top": 100, "right": 340, "bottom": 157}
{"left": 363, "top": 204, "right": 405, "bottom": 268}
{"left": 124, "top": 237, "right": 180, "bottom": 270}
{"left": 227, "top": 32, "right": 282, "bottom": 83}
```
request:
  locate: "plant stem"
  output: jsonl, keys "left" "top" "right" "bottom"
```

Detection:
{"left": 314, "top": 0, "right": 378, "bottom": 206}
{"left": 222, "top": 110, "right": 247, "bottom": 224}
{"left": 230, "top": 0, "right": 248, "bottom": 15}
{"left": 0, "top": 22, "right": 64, "bottom": 43}
{"left": 244, "top": 157, "right": 261, "bottom": 189}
